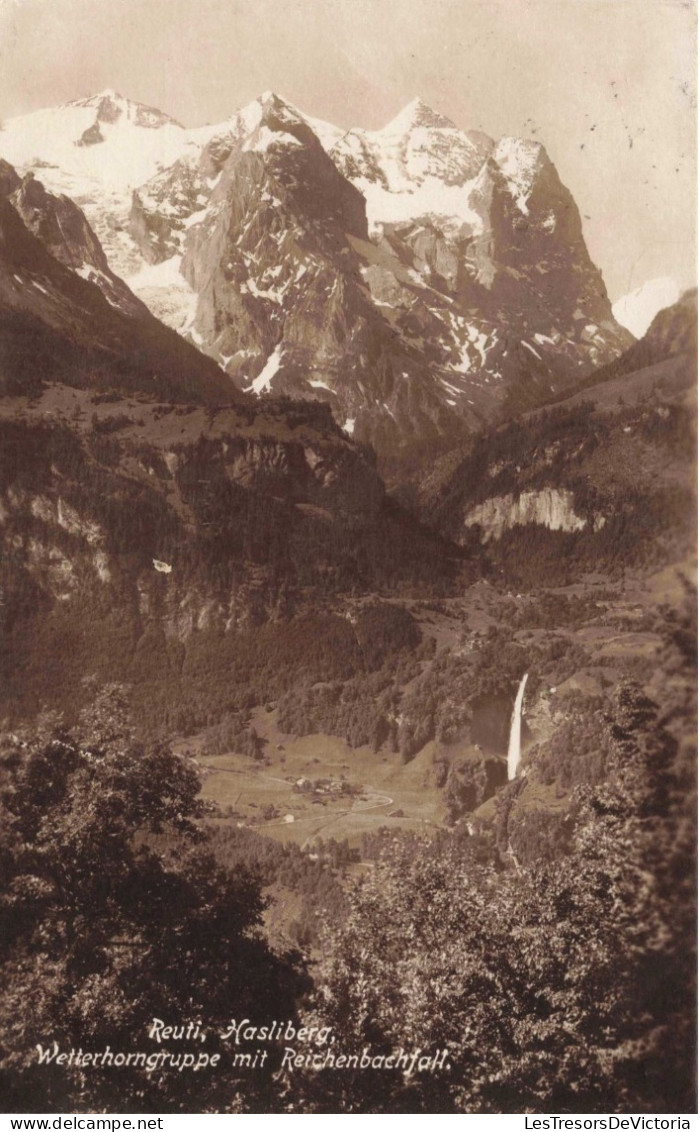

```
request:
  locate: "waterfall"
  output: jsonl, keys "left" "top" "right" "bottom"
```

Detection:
{"left": 507, "top": 673, "right": 529, "bottom": 781}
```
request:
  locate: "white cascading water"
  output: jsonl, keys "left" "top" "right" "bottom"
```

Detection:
{"left": 507, "top": 673, "right": 529, "bottom": 781}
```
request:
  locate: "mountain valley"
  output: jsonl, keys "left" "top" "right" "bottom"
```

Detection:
{"left": 1, "top": 90, "right": 633, "bottom": 471}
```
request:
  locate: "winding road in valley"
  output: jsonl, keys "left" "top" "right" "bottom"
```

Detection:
{"left": 199, "top": 761, "right": 394, "bottom": 848}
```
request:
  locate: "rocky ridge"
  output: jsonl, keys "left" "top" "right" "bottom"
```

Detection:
{"left": 415, "top": 290, "right": 697, "bottom": 554}
{"left": 0, "top": 159, "right": 148, "bottom": 317}
{"left": 0, "top": 169, "right": 237, "bottom": 403}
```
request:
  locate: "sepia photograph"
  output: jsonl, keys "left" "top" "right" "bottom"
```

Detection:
{"left": 0, "top": 0, "right": 696, "bottom": 1116}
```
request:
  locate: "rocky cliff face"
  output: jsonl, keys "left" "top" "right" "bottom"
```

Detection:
{"left": 0, "top": 392, "right": 387, "bottom": 616}
{"left": 171, "top": 94, "right": 476, "bottom": 462}
{"left": 1, "top": 91, "right": 633, "bottom": 469}
{"left": 464, "top": 488, "right": 604, "bottom": 542}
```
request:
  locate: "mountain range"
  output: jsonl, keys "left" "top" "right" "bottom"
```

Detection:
{"left": 0, "top": 89, "right": 634, "bottom": 470}
{"left": 0, "top": 86, "right": 694, "bottom": 738}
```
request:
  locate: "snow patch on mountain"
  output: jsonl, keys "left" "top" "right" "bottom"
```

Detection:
{"left": 330, "top": 98, "right": 494, "bottom": 236}
{"left": 492, "top": 138, "right": 543, "bottom": 215}
{"left": 292, "top": 110, "right": 343, "bottom": 152}
{"left": 243, "top": 127, "right": 303, "bottom": 153}
{"left": 613, "top": 277, "right": 682, "bottom": 339}
{"left": 246, "top": 345, "right": 283, "bottom": 394}
{"left": 360, "top": 174, "right": 485, "bottom": 236}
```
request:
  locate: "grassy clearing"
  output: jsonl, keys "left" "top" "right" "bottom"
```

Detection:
{"left": 188, "top": 565, "right": 692, "bottom": 851}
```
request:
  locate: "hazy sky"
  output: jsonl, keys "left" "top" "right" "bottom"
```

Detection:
{"left": 0, "top": 0, "right": 696, "bottom": 300}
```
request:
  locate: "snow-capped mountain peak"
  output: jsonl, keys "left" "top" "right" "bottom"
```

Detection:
{"left": 256, "top": 90, "right": 297, "bottom": 116}
{"left": 246, "top": 91, "right": 323, "bottom": 150}
{"left": 67, "top": 89, "right": 183, "bottom": 129}
{"left": 0, "top": 91, "right": 190, "bottom": 190}
{"left": 236, "top": 92, "right": 342, "bottom": 151}
{"left": 329, "top": 98, "right": 494, "bottom": 235}
{"left": 69, "top": 88, "right": 128, "bottom": 109}
{"left": 71, "top": 87, "right": 122, "bottom": 104}
{"left": 0, "top": 91, "right": 201, "bottom": 280}
{"left": 184, "top": 91, "right": 339, "bottom": 158}
{"left": 0, "top": 87, "right": 634, "bottom": 469}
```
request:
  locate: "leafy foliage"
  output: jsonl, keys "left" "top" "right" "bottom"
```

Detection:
{"left": 0, "top": 688, "right": 305, "bottom": 1113}
{"left": 300, "top": 681, "right": 696, "bottom": 1113}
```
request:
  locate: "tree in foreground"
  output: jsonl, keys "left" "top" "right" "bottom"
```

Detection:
{"left": 0, "top": 687, "right": 306, "bottom": 1113}
{"left": 301, "top": 680, "right": 695, "bottom": 1113}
